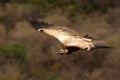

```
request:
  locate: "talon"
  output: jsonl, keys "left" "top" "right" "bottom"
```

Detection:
{"left": 56, "top": 52, "right": 64, "bottom": 55}
{"left": 84, "top": 47, "right": 91, "bottom": 51}
{"left": 56, "top": 49, "right": 68, "bottom": 55}
{"left": 56, "top": 52, "right": 65, "bottom": 55}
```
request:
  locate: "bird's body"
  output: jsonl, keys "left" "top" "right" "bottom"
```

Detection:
{"left": 30, "top": 20, "right": 109, "bottom": 55}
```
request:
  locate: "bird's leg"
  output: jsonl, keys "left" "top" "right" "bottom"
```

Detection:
{"left": 56, "top": 45, "right": 68, "bottom": 55}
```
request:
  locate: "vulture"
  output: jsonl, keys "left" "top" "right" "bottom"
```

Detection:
{"left": 30, "top": 20, "right": 110, "bottom": 55}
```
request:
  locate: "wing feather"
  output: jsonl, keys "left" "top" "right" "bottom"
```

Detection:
{"left": 30, "top": 20, "right": 81, "bottom": 43}
{"left": 30, "top": 20, "right": 110, "bottom": 52}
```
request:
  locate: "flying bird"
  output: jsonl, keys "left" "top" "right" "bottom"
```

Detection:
{"left": 30, "top": 20, "right": 110, "bottom": 55}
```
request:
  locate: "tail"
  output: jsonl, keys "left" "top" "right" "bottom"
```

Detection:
{"left": 92, "top": 40, "right": 112, "bottom": 49}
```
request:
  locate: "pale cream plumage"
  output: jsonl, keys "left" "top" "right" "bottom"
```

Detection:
{"left": 30, "top": 20, "right": 109, "bottom": 55}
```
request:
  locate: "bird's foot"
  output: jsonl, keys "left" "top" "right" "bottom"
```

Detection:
{"left": 84, "top": 46, "right": 91, "bottom": 51}
{"left": 56, "top": 49, "right": 68, "bottom": 55}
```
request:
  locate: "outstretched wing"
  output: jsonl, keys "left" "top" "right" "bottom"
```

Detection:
{"left": 30, "top": 20, "right": 83, "bottom": 43}
{"left": 30, "top": 20, "right": 111, "bottom": 53}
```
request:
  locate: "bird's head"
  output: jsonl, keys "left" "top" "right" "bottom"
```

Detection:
{"left": 30, "top": 20, "right": 50, "bottom": 32}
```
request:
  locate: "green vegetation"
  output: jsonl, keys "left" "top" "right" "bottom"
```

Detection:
{"left": 0, "top": 44, "right": 29, "bottom": 72}
{"left": 36, "top": 71, "right": 61, "bottom": 80}
{"left": 1, "top": 0, "right": 119, "bottom": 15}
{"left": 0, "top": 44, "right": 29, "bottom": 63}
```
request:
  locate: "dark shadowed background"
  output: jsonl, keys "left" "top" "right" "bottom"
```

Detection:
{"left": 0, "top": 0, "right": 120, "bottom": 80}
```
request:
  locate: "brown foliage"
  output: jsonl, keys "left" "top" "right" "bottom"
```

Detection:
{"left": 0, "top": 3, "right": 120, "bottom": 80}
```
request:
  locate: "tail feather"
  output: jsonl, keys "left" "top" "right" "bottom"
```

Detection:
{"left": 92, "top": 40, "right": 112, "bottom": 49}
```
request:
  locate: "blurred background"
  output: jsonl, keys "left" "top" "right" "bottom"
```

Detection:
{"left": 0, "top": 0, "right": 120, "bottom": 80}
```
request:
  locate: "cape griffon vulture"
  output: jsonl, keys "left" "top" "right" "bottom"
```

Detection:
{"left": 30, "top": 20, "right": 110, "bottom": 55}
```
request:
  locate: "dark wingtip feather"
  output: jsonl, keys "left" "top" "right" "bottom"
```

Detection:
{"left": 29, "top": 20, "right": 52, "bottom": 30}
{"left": 29, "top": 20, "right": 45, "bottom": 30}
